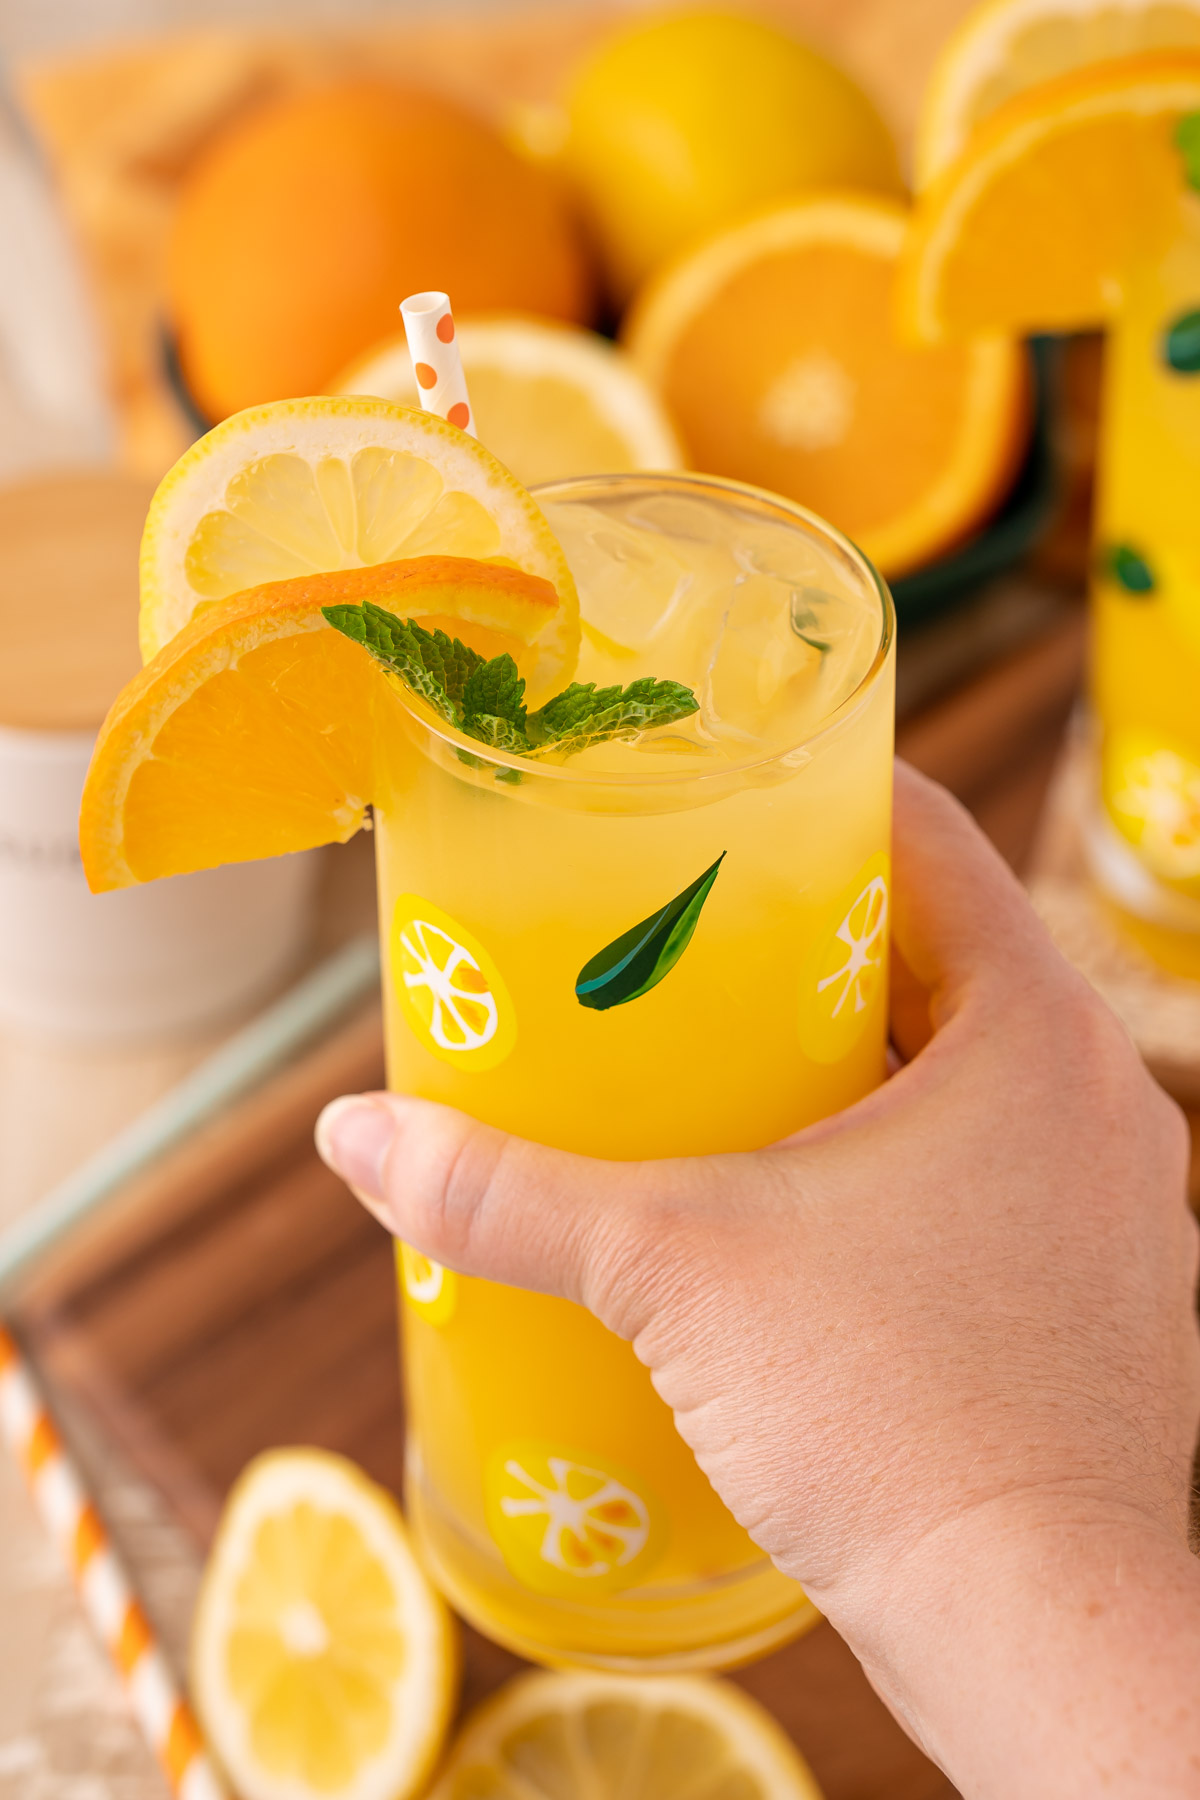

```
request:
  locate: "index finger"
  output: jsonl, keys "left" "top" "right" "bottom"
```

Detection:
{"left": 890, "top": 760, "right": 1060, "bottom": 1021}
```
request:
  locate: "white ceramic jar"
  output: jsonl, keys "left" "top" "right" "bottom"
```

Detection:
{"left": 0, "top": 471, "right": 317, "bottom": 1040}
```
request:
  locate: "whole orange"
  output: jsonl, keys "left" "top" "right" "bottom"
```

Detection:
{"left": 167, "top": 83, "right": 595, "bottom": 422}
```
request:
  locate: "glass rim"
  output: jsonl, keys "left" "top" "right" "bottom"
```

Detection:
{"left": 393, "top": 470, "right": 895, "bottom": 790}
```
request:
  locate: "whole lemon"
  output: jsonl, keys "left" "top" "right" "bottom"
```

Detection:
{"left": 565, "top": 11, "right": 903, "bottom": 302}
{"left": 168, "top": 83, "right": 595, "bottom": 422}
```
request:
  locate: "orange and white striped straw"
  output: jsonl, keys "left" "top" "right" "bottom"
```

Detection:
{"left": 399, "top": 291, "right": 475, "bottom": 435}
{"left": 0, "top": 1325, "right": 228, "bottom": 1800}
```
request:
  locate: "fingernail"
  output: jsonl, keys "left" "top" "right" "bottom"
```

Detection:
{"left": 315, "top": 1097, "right": 395, "bottom": 1201}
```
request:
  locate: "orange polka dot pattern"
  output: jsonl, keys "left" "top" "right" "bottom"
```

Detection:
{"left": 399, "top": 290, "right": 475, "bottom": 438}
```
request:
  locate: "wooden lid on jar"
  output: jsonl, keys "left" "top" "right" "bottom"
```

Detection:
{"left": 0, "top": 470, "right": 154, "bottom": 732}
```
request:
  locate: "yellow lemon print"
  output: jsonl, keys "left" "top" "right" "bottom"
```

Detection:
{"left": 390, "top": 895, "right": 516, "bottom": 1072}
{"left": 484, "top": 1442, "right": 667, "bottom": 1599}
{"left": 397, "top": 1242, "right": 458, "bottom": 1326}
{"left": 798, "top": 852, "right": 890, "bottom": 1065}
{"left": 1104, "top": 730, "right": 1200, "bottom": 892}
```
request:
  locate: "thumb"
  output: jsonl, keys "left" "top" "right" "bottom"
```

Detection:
{"left": 315, "top": 1089, "right": 665, "bottom": 1330}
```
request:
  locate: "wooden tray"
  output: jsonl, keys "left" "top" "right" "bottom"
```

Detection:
{"left": 13, "top": 998, "right": 956, "bottom": 1800}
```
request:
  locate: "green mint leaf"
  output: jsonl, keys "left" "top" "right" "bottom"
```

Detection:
{"left": 462, "top": 653, "right": 526, "bottom": 729}
{"left": 322, "top": 602, "right": 699, "bottom": 767}
{"left": 528, "top": 677, "right": 698, "bottom": 755}
{"left": 1100, "top": 543, "right": 1156, "bottom": 595}
{"left": 1177, "top": 112, "right": 1200, "bottom": 191}
{"left": 461, "top": 713, "right": 531, "bottom": 754}
{"left": 576, "top": 854, "right": 724, "bottom": 1010}
{"left": 321, "top": 603, "right": 485, "bottom": 723}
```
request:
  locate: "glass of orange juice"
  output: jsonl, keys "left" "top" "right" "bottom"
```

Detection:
{"left": 373, "top": 471, "right": 895, "bottom": 1668}
{"left": 1088, "top": 141, "right": 1200, "bottom": 978}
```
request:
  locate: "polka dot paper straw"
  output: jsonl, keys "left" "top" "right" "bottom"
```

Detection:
{"left": 399, "top": 291, "right": 475, "bottom": 435}
{"left": 0, "top": 1325, "right": 228, "bottom": 1800}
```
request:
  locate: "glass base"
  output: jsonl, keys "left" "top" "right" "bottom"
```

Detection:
{"left": 1082, "top": 802, "right": 1200, "bottom": 981}
{"left": 406, "top": 1451, "right": 821, "bottom": 1673}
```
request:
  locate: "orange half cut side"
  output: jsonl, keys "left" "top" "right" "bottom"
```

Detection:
{"left": 81, "top": 557, "right": 562, "bottom": 892}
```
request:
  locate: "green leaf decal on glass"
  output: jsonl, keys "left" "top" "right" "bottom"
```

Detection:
{"left": 1163, "top": 308, "right": 1200, "bottom": 374}
{"left": 1100, "top": 543, "right": 1156, "bottom": 595}
{"left": 576, "top": 855, "right": 724, "bottom": 1011}
{"left": 1176, "top": 112, "right": 1200, "bottom": 192}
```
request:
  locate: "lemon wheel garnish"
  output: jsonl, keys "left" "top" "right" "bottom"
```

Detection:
{"left": 484, "top": 1441, "right": 667, "bottom": 1598}
{"left": 397, "top": 1242, "right": 458, "bottom": 1325}
{"left": 1104, "top": 729, "right": 1200, "bottom": 888}
{"left": 428, "top": 1668, "right": 826, "bottom": 1800}
{"left": 798, "top": 852, "right": 890, "bottom": 1065}
{"left": 191, "top": 1448, "right": 457, "bottom": 1800}
{"left": 389, "top": 894, "right": 517, "bottom": 1073}
{"left": 138, "top": 395, "right": 579, "bottom": 704}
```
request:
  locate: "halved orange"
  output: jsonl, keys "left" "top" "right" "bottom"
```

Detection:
{"left": 625, "top": 193, "right": 1029, "bottom": 579}
{"left": 138, "top": 395, "right": 579, "bottom": 700}
{"left": 80, "top": 558, "right": 562, "bottom": 891}
{"left": 899, "top": 50, "right": 1200, "bottom": 340}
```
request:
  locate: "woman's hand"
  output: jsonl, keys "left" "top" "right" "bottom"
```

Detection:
{"left": 318, "top": 762, "right": 1200, "bottom": 1798}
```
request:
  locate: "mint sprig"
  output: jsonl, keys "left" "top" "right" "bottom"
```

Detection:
{"left": 322, "top": 601, "right": 699, "bottom": 760}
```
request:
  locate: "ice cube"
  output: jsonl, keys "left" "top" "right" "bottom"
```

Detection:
{"left": 704, "top": 574, "right": 824, "bottom": 745}
{"left": 542, "top": 501, "right": 694, "bottom": 656}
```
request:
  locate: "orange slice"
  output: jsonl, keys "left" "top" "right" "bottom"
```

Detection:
{"left": 915, "top": 0, "right": 1200, "bottom": 186}
{"left": 138, "top": 395, "right": 579, "bottom": 694}
{"left": 626, "top": 194, "right": 1029, "bottom": 579}
{"left": 900, "top": 50, "right": 1200, "bottom": 341}
{"left": 80, "top": 557, "right": 563, "bottom": 892}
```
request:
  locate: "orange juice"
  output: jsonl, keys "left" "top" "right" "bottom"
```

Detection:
{"left": 375, "top": 473, "right": 894, "bottom": 1667}
{"left": 1089, "top": 174, "right": 1200, "bottom": 976}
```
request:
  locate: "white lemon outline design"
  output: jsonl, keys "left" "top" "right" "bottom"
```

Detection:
{"left": 390, "top": 895, "right": 516, "bottom": 1072}
{"left": 400, "top": 917, "right": 498, "bottom": 1053}
{"left": 398, "top": 1242, "right": 457, "bottom": 1325}
{"left": 1106, "top": 732, "right": 1200, "bottom": 889}
{"left": 484, "top": 1441, "right": 667, "bottom": 1599}
{"left": 799, "top": 852, "right": 890, "bottom": 1064}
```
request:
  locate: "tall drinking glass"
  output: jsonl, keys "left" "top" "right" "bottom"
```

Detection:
{"left": 374, "top": 473, "right": 895, "bottom": 1668}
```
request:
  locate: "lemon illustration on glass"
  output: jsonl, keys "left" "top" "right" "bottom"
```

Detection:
{"left": 485, "top": 1442, "right": 667, "bottom": 1598}
{"left": 398, "top": 1243, "right": 458, "bottom": 1326}
{"left": 1104, "top": 731, "right": 1200, "bottom": 891}
{"left": 390, "top": 895, "right": 516, "bottom": 1071}
{"left": 798, "top": 852, "right": 890, "bottom": 1064}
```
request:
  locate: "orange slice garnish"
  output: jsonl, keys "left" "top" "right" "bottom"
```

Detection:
{"left": 81, "top": 557, "right": 564, "bottom": 892}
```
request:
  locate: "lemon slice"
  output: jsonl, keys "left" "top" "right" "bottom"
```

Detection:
{"left": 797, "top": 853, "right": 890, "bottom": 1065}
{"left": 332, "top": 319, "right": 685, "bottom": 488}
{"left": 139, "top": 394, "right": 579, "bottom": 687}
{"left": 1104, "top": 729, "right": 1200, "bottom": 888}
{"left": 917, "top": 0, "right": 1200, "bottom": 185}
{"left": 192, "top": 1448, "right": 458, "bottom": 1800}
{"left": 389, "top": 893, "right": 517, "bottom": 1073}
{"left": 429, "top": 1669, "right": 825, "bottom": 1800}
